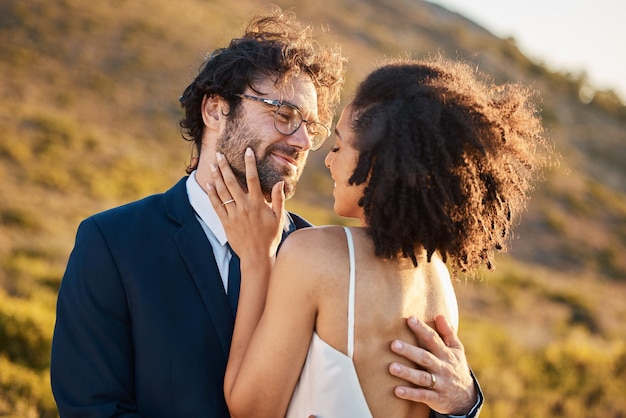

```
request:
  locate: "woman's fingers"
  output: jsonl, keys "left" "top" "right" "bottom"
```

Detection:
{"left": 214, "top": 152, "right": 245, "bottom": 202}
{"left": 206, "top": 181, "right": 228, "bottom": 218}
{"left": 244, "top": 148, "right": 263, "bottom": 198}
{"left": 212, "top": 149, "right": 266, "bottom": 206}
{"left": 271, "top": 180, "right": 285, "bottom": 220}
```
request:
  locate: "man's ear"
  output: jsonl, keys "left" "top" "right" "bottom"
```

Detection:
{"left": 201, "top": 94, "right": 229, "bottom": 132}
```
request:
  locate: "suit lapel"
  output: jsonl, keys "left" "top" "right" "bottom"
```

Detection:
{"left": 166, "top": 178, "right": 234, "bottom": 359}
{"left": 162, "top": 178, "right": 315, "bottom": 361}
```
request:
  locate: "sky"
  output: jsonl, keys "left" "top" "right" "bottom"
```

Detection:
{"left": 429, "top": 0, "right": 626, "bottom": 101}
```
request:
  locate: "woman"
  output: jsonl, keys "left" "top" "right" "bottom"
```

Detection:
{"left": 209, "top": 56, "right": 551, "bottom": 417}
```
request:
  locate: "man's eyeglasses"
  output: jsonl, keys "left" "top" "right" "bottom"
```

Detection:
{"left": 235, "top": 93, "right": 330, "bottom": 151}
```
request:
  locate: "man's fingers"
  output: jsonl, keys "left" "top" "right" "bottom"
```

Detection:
{"left": 406, "top": 316, "right": 447, "bottom": 357}
{"left": 393, "top": 384, "right": 438, "bottom": 405}
{"left": 389, "top": 363, "right": 439, "bottom": 407}
{"left": 434, "top": 314, "right": 462, "bottom": 349}
{"left": 390, "top": 316, "right": 477, "bottom": 415}
{"left": 390, "top": 339, "right": 436, "bottom": 370}
{"left": 389, "top": 361, "right": 435, "bottom": 389}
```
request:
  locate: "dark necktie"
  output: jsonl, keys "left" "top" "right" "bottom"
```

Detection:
{"left": 227, "top": 246, "right": 241, "bottom": 315}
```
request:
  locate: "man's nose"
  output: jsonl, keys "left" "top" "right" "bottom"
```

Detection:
{"left": 284, "top": 124, "right": 313, "bottom": 151}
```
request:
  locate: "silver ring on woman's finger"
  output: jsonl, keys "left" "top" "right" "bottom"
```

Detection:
{"left": 427, "top": 372, "right": 436, "bottom": 389}
{"left": 221, "top": 199, "right": 235, "bottom": 206}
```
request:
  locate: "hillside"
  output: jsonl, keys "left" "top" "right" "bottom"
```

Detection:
{"left": 0, "top": 0, "right": 625, "bottom": 416}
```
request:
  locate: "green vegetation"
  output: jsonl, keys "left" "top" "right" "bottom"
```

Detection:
{"left": 1, "top": 0, "right": 625, "bottom": 416}
{"left": 461, "top": 316, "right": 626, "bottom": 417}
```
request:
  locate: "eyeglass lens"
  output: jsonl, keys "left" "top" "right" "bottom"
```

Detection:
{"left": 275, "top": 104, "right": 327, "bottom": 149}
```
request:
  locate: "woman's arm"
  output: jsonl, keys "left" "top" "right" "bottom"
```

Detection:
{"left": 207, "top": 149, "right": 319, "bottom": 417}
{"left": 226, "top": 235, "right": 318, "bottom": 417}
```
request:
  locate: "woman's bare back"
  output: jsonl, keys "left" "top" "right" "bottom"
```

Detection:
{"left": 312, "top": 226, "right": 458, "bottom": 417}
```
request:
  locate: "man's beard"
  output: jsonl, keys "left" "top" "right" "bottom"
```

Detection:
{"left": 216, "top": 117, "right": 306, "bottom": 200}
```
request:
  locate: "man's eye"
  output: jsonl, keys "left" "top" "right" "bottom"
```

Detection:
{"left": 275, "top": 110, "right": 291, "bottom": 123}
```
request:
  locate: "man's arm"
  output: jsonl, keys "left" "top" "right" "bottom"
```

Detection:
{"left": 51, "top": 219, "right": 141, "bottom": 417}
{"left": 389, "top": 315, "right": 483, "bottom": 417}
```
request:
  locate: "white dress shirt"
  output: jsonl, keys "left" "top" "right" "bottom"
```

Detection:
{"left": 186, "top": 171, "right": 232, "bottom": 292}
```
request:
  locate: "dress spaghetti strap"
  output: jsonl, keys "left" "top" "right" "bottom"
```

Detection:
{"left": 343, "top": 226, "right": 356, "bottom": 359}
{"left": 285, "top": 226, "right": 373, "bottom": 417}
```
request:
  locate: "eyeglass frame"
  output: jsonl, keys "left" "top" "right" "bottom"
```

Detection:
{"left": 234, "top": 93, "right": 330, "bottom": 151}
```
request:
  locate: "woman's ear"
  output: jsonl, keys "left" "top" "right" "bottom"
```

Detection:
{"left": 201, "top": 94, "right": 229, "bottom": 132}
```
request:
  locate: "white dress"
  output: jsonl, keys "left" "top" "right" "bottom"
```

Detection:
{"left": 286, "top": 227, "right": 373, "bottom": 418}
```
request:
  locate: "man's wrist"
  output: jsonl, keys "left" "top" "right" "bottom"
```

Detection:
{"left": 431, "top": 370, "right": 484, "bottom": 418}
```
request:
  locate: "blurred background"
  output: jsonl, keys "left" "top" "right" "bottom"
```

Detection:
{"left": 0, "top": 0, "right": 624, "bottom": 417}
{"left": 433, "top": 0, "right": 626, "bottom": 99}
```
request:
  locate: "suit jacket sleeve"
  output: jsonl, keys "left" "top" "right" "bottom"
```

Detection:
{"left": 51, "top": 218, "right": 142, "bottom": 417}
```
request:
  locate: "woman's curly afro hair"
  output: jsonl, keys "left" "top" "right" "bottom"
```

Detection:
{"left": 348, "top": 56, "right": 554, "bottom": 274}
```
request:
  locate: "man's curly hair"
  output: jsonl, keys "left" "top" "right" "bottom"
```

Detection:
{"left": 179, "top": 7, "right": 346, "bottom": 172}
{"left": 348, "top": 56, "right": 554, "bottom": 274}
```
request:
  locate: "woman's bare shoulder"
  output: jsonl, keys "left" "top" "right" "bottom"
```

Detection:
{"left": 281, "top": 225, "right": 348, "bottom": 252}
{"left": 276, "top": 225, "right": 350, "bottom": 268}
{"left": 423, "top": 252, "right": 459, "bottom": 330}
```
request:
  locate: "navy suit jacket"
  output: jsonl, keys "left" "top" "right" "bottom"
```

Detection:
{"left": 51, "top": 177, "right": 311, "bottom": 417}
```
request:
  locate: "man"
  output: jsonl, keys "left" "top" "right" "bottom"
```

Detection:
{"left": 51, "top": 8, "right": 482, "bottom": 417}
